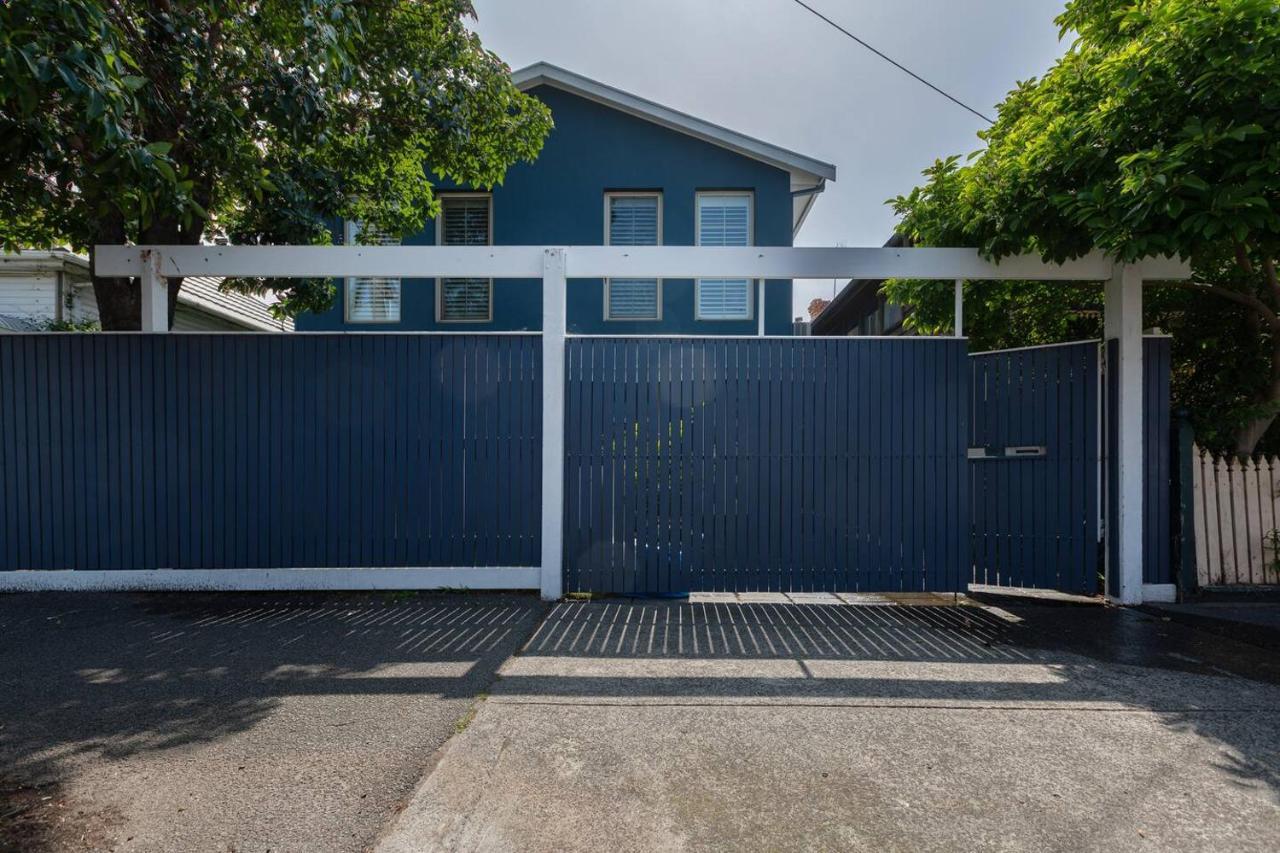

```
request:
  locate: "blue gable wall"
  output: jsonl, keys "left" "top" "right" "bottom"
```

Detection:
{"left": 297, "top": 85, "right": 795, "bottom": 335}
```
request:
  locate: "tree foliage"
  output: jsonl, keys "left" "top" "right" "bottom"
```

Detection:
{"left": 884, "top": 0, "right": 1280, "bottom": 452}
{"left": 0, "top": 0, "right": 552, "bottom": 325}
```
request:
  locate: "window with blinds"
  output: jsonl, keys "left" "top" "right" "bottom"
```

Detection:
{"left": 605, "top": 193, "right": 661, "bottom": 320}
{"left": 696, "top": 193, "right": 753, "bottom": 320}
{"left": 345, "top": 222, "right": 401, "bottom": 323}
{"left": 438, "top": 195, "right": 492, "bottom": 322}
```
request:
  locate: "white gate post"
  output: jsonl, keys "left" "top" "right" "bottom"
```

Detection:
{"left": 954, "top": 279, "right": 964, "bottom": 337}
{"left": 1105, "top": 262, "right": 1144, "bottom": 604}
{"left": 139, "top": 248, "right": 168, "bottom": 332}
{"left": 540, "top": 248, "right": 567, "bottom": 600}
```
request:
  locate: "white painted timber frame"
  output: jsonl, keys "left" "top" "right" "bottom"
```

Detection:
{"left": 1105, "top": 263, "right": 1146, "bottom": 605}
{"left": 74, "top": 245, "right": 1195, "bottom": 602}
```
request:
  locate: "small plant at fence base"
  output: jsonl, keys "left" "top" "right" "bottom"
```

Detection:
{"left": 1262, "top": 529, "right": 1280, "bottom": 583}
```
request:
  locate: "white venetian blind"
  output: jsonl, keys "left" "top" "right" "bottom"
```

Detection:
{"left": 346, "top": 222, "right": 401, "bottom": 323}
{"left": 606, "top": 195, "right": 660, "bottom": 320}
{"left": 439, "top": 196, "right": 492, "bottom": 322}
{"left": 696, "top": 194, "right": 752, "bottom": 320}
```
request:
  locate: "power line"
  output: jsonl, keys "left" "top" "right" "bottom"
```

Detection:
{"left": 787, "top": 0, "right": 996, "bottom": 125}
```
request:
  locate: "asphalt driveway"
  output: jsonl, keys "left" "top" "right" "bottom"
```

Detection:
{"left": 0, "top": 592, "right": 545, "bottom": 852}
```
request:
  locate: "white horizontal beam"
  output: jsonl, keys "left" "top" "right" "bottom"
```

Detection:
{"left": 94, "top": 245, "right": 1192, "bottom": 282}
{"left": 567, "top": 247, "right": 1131, "bottom": 281}
{"left": 95, "top": 245, "right": 548, "bottom": 279}
{"left": 0, "top": 567, "right": 540, "bottom": 592}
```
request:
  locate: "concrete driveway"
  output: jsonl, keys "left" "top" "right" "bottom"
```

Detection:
{"left": 3, "top": 592, "right": 1279, "bottom": 852}
{"left": 377, "top": 597, "right": 1280, "bottom": 853}
{"left": 0, "top": 592, "right": 545, "bottom": 852}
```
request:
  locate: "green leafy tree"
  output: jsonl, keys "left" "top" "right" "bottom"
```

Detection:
{"left": 0, "top": 0, "right": 552, "bottom": 327}
{"left": 885, "top": 0, "right": 1280, "bottom": 453}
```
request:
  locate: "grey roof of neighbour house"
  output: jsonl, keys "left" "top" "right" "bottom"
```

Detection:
{"left": 179, "top": 276, "right": 294, "bottom": 332}
{"left": 0, "top": 314, "right": 43, "bottom": 332}
{"left": 811, "top": 234, "right": 909, "bottom": 336}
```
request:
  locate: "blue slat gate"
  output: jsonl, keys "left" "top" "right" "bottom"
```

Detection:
{"left": 563, "top": 337, "right": 970, "bottom": 594}
{"left": 972, "top": 338, "right": 1172, "bottom": 595}
{"left": 0, "top": 333, "right": 542, "bottom": 571}
{"left": 970, "top": 342, "right": 1101, "bottom": 594}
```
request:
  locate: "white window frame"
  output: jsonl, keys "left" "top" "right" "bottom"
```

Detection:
{"left": 343, "top": 220, "right": 402, "bottom": 324}
{"left": 603, "top": 191, "right": 663, "bottom": 322}
{"left": 435, "top": 192, "right": 494, "bottom": 323}
{"left": 694, "top": 190, "right": 755, "bottom": 322}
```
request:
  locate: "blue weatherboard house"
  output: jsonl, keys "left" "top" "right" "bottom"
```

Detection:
{"left": 296, "top": 63, "right": 837, "bottom": 335}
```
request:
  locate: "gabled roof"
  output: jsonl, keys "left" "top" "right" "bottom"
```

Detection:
{"left": 179, "top": 275, "right": 293, "bottom": 332}
{"left": 512, "top": 63, "right": 837, "bottom": 235}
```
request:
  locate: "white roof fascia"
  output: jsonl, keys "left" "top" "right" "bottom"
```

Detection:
{"left": 0, "top": 251, "right": 91, "bottom": 276}
{"left": 512, "top": 63, "right": 837, "bottom": 186}
{"left": 792, "top": 179, "right": 827, "bottom": 238}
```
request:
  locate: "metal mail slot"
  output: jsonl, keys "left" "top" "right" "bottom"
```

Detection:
{"left": 967, "top": 445, "right": 1048, "bottom": 460}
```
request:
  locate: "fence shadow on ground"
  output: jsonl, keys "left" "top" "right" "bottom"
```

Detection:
{"left": 2, "top": 590, "right": 1278, "bottom": 845}
{"left": 522, "top": 600, "right": 1024, "bottom": 661}
{"left": 0, "top": 593, "right": 543, "bottom": 807}
{"left": 502, "top": 600, "right": 1280, "bottom": 800}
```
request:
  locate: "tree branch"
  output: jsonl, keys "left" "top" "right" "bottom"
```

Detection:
{"left": 1263, "top": 256, "right": 1280, "bottom": 313}
{"left": 1234, "top": 241, "right": 1256, "bottom": 275}
{"left": 1155, "top": 279, "right": 1280, "bottom": 331}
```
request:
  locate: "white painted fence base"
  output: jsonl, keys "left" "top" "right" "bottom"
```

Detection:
{"left": 0, "top": 568, "right": 540, "bottom": 593}
{"left": 1142, "top": 583, "right": 1177, "bottom": 603}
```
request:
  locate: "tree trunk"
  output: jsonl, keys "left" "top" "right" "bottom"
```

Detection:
{"left": 87, "top": 215, "right": 142, "bottom": 330}
{"left": 88, "top": 215, "right": 201, "bottom": 330}
{"left": 1234, "top": 335, "right": 1280, "bottom": 455}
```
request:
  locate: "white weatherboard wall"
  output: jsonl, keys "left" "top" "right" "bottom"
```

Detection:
{"left": 0, "top": 244, "right": 1189, "bottom": 602}
{"left": 0, "top": 273, "right": 59, "bottom": 318}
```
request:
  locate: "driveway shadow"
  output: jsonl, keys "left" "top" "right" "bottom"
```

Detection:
{"left": 0, "top": 591, "right": 544, "bottom": 852}
{"left": 499, "top": 600, "right": 1280, "bottom": 799}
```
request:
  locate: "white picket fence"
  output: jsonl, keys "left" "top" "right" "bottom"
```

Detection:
{"left": 1192, "top": 445, "right": 1280, "bottom": 586}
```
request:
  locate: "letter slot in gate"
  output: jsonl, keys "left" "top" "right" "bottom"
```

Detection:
{"left": 967, "top": 445, "right": 1048, "bottom": 459}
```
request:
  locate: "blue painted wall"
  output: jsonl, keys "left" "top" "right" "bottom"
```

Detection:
{"left": 297, "top": 85, "right": 796, "bottom": 334}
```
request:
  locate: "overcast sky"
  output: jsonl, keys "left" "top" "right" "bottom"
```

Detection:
{"left": 469, "top": 0, "right": 1071, "bottom": 313}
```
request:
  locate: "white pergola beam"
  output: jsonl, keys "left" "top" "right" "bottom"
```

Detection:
{"left": 95, "top": 245, "right": 1191, "bottom": 283}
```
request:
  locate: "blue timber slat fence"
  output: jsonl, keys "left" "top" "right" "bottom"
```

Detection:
{"left": 562, "top": 337, "right": 970, "bottom": 594}
{"left": 0, "top": 333, "right": 542, "bottom": 571}
{"left": 970, "top": 342, "right": 1100, "bottom": 594}
{"left": 1141, "top": 336, "right": 1173, "bottom": 585}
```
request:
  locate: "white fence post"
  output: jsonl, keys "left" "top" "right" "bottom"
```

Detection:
{"left": 1104, "top": 263, "right": 1144, "bottom": 604}
{"left": 954, "top": 279, "right": 964, "bottom": 337}
{"left": 540, "top": 248, "right": 567, "bottom": 600}
{"left": 139, "top": 248, "right": 168, "bottom": 332}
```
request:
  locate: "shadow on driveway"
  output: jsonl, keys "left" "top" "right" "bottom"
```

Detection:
{"left": 378, "top": 599, "right": 1280, "bottom": 852}
{"left": 0, "top": 591, "right": 544, "bottom": 853}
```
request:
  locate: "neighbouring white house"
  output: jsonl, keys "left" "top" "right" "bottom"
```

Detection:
{"left": 0, "top": 250, "right": 292, "bottom": 332}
